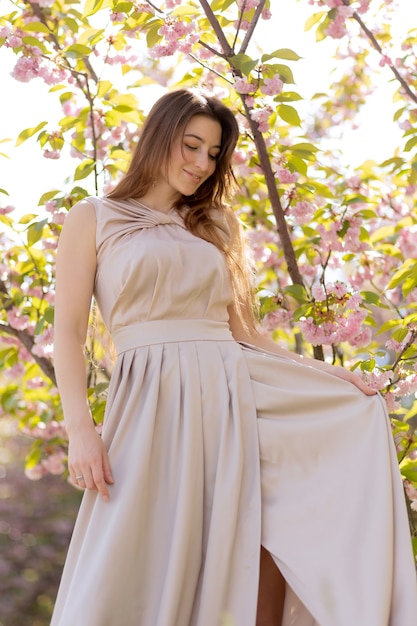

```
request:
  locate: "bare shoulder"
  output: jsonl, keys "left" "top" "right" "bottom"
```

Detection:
{"left": 59, "top": 199, "right": 97, "bottom": 242}
{"left": 64, "top": 199, "right": 96, "bottom": 226}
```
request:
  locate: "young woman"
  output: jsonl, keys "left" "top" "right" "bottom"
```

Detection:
{"left": 51, "top": 89, "right": 417, "bottom": 626}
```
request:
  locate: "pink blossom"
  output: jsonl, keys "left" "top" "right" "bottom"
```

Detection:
{"left": 379, "top": 54, "right": 393, "bottom": 68}
{"left": 290, "top": 200, "right": 315, "bottom": 225}
{"left": 234, "top": 77, "right": 256, "bottom": 94}
{"left": 25, "top": 464, "right": 47, "bottom": 480}
{"left": 263, "top": 309, "right": 292, "bottom": 331}
{"left": 357, "top": 0, "right": 370, "bottom": 13}
{"left": 397, "top": 227, "right": 417, "bottom": 258}
{"left": 11, "top": 55, "right": 41, "bottom": 82}
{"left": 245, "top": 96, "right": 255, "bottom": 107}
{"left": 299, "top": 264, "right": 318, "bottom": 279}
{"left": 261, "top": 75, "right": 283, "bottom": 96}
{"left": 312, "top": 283, "right": 326, "bottom": 300}
{"left": 110, "top": 12, "right": 124, "bottom": 21}
{"left": 237, "top": 0, "right": 260, "bottom": 8}
{"left": 8, "top": 35, "right": 22, "bottom": 48}
{"left": 45, "top": 200, "right": 58, "bottom": 214}
{"left": 43, "top": 149, "right": 60, "bottom": 159}
{"left": 0, "top": 26, "right": 12, "bottom": 38}
{"left": 52, "top": 212, "right": 66, "bottom": 225}
{"left": 149, "top": 41, "right": 178, "bottom": 58}
{"left": 30, "top": 0, "right": 54, "bottom": 6}
{"left": 261, "top": 8, "right": 272, "bottom": 19}
{"left": 197, "top": 47, "right": 214, "bottom": 60}
{"left": 384, "top": 391, "right": 400, "bottom": 413}
{"left": 0, "top": 205, "right": 15, "bottom": 215}
{"left": 385, "top": 330, "right": 412, "bottom": 352}
{"left": 42, "top": 450, "right": 66, "bottom": 475}
{"left": 276, "top": 166, "right": 298, "bottom": 184}
{"left": 404, "top": 481, "right": 417, "bottom": 511}
{"left": 166, "top": 0, "right": 182, "bottom": 7}
{"left": 7, "top": 306, "right": 30, "bottom": 330}
{"left": 4, "top": 362, "right": 25, "bottom": 379}
{"left": 32, "top": 326, "right": 54, "bottom": 358}
{"left": 396, "top": 375, "right": 417, "bottom": 397}
{"left": 330, "top": 281, "right": 347, "bottom": 298}
{"left": 234, "top": 19, "right": 250, "bottom": 30}
{"left": 325, "top": 14, "right": 346, "bottom": 39}
{"left": 250, "top": 107, "right": 271, "bottom": 133}
{"left": 360, "top": 369, "right": 393, "bottom": 391}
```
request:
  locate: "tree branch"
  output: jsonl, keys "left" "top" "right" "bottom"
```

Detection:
{"left": 0, "top": 322, "right": 56, "bottom": 386}
{"left": 239, "top": 0, "right": 266, "bottom": 55}
{"left": 239, "top": 98, "right": 304, "bottom": 287}
{"left": 342, "top": 0, "right": 417, "bottom": 105}
{"left": 198, "top": 0, "right": 234, "bottom": 57}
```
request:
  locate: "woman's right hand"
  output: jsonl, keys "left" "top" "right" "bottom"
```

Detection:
{"left": 68, "top": 423, "right": 114, "bottom": 501}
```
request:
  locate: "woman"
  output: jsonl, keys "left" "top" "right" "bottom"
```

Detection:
{"left": 52, "top": 89, "right": 417, "bottom": 626}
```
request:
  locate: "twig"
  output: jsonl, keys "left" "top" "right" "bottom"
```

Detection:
{"left": 197, "top": 0, "right": 234, "bottom": 57}
{"left": 342, "top": 0, "right": 417, "bottom": 105}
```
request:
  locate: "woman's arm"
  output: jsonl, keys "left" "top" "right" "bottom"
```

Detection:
{"left": 227, "top": 303, "right": 377, "bottom": 396}
{"left": 54, "top": 200, "right": 113, "bottom": 500}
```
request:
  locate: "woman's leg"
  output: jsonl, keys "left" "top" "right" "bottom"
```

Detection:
{"left": 256, "top": 545, "right": 286, "bottom": 626}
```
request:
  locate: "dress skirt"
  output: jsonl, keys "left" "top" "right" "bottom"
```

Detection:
{"left": 50, "top": 319, "right": 417, "bottom": 626}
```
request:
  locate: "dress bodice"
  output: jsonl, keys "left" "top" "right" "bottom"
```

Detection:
{"left": 88, "top": 197, "right": 233, "bottom": 335}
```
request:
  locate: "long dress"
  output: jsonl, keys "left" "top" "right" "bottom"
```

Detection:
{"left": 51, "top": 197, "right": 417, "bottom": 626}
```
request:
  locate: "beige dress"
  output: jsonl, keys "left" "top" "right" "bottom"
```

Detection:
{"left": 51, "top": 197, "right": 417, "bottom": 626}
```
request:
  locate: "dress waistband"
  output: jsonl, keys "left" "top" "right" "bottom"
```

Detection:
{"left": 112, "top": 319, "right": 234, "bottom": 355}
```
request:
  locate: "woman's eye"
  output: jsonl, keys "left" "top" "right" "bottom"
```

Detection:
{"left": 185, "top": 144, "right": 197, "bottom": 151}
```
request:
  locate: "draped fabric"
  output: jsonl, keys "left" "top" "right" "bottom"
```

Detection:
{"left": 51, "top": 197, "right": 417, "bottom": 626}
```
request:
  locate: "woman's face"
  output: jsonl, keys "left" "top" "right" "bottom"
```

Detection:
{"left": 164, "top": 114, "right": 222, "bottom": 197}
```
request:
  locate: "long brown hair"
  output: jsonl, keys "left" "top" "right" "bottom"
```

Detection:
{"left": 108, "top": 88, "right": 256, "bottom": 328}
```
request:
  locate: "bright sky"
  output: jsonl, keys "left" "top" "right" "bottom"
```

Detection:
{"left": 0, "top": 0, "right": 416, "bottom": 214}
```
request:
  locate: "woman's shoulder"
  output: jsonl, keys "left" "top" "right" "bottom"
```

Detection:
{"left": 61, "top": 198, "right": 97, "bottom": 237}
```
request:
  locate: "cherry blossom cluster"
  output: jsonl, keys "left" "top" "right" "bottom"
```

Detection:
{"left": 150, "top": 17, "right": 199, "bottom": 58}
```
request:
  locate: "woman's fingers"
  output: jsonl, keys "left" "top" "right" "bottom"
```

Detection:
{"left": 68, "top": 431, "right": 113, "bottom": 501}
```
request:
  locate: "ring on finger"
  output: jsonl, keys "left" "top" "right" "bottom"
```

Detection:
{"left": 75, "top": 475, "right": 84, "bottom": 481}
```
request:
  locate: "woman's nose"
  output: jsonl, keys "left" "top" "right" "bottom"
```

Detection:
{"left": 194, "top": 150, "right": 209, "bottom": 171}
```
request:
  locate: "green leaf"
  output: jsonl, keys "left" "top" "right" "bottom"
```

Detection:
{"left": 287, "top": 155, "right": 307, "bottom": 175}
{"left": 83, "top": 0, "right": 108, "bottom": 18}
{"left": 38, "top": 190, "right": 60, "bottom": 205}
{"left": 262, "top": 48, "right": 302, "bottom": 62}
{"left": 268, "top": 63, "right": 294, "bottom": 84}
{"left": 27, "top": 219, "right": 48, "bottom": 247}
{"left": 387, "top": 260, "right": 417, "bottom": 291}
{"left": 0, "top": 188, "right": 9, "bottom": 195}
{"left": 74, "top": 159, "right": 95, "bottom": 181}
{"left": 360, "top": 291, "right": 381, "bottom": 306}
{"left": 22, "top": 21, "right": 51, "bottom": 34}
{"left": 304, "top": 11, "right": 326, "bottom": 32}
{"left": 97, "top": 80, "right": 113, "bottom": 98}
{"left": 377, "top": 319, "right": 402, "bottom": 335}
{"left": 65, "top": 43, "right": 92, "bottom": 58}
{"left": 146, "top": 21, "right": 163, "bottom": 48}
{"left": 64, "top": 16, "right": 79, "bottom": 33}
{"left": 19, "top": 213, "right": 38, "bottom": 225}
{"left": 283, "top": 284, "right": 307, "bottom": 304}
{"left": 277, "top": 104, "right": 301, "bottom": 126}
{"left": 21, "top": 36, "right": 48, "bottom": 52}
{"left": 400, "top": 457, "right": 417, "bottom": 482}
{"left": 171, "top": 4, "right": 199, "bottom": 16}
{"left": 210, "top": 0, "right": 235, "bottom": 10}
{"left": 404, "top": 135, "right": 417, "bottom": 152}
{"left": 230, "top": 53, "right": 259, "bottom": 76}
{"left": 16, "top": 121, "right": 48, "bottom": 146}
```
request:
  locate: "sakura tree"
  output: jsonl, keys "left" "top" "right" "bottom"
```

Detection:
{"left": 0, "top": 0, "right": 416, "bottom": 552}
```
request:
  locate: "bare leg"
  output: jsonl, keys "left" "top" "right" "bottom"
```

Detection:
{"left": 256, "top": 545, "right": 286, "bottom": 626}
